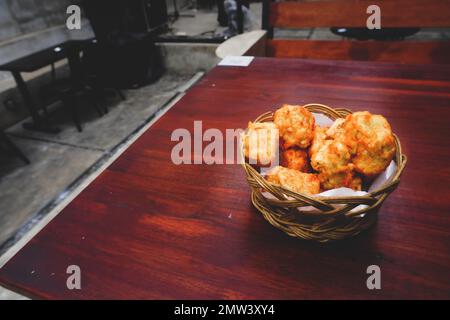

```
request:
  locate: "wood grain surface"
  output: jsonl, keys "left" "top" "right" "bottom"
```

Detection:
{"left": 267, "top": 39, "right": 450, "bottom": 65}
{"left": 269, "top": 0, "right": 450, "bottom": 28}
{"left": 1, "top": 58, "right": 449, "bottom": 299}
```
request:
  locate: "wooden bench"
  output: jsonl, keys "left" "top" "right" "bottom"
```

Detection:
{"left": 264, "top": 0, "right": 450, "bottom": 64}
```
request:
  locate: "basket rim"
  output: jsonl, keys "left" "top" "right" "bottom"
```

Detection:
{"left": 241, "top": 103, "right": 407, "bottom": 215}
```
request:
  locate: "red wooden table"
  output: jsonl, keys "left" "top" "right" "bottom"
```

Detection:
{"left": 1, "top": 58, "right": 449, "bottom": 299}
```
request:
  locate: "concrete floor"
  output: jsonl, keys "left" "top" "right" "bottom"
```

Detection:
{"left": 6, "top": 76, "right": 187, "bottom": 151}
{"left": 0, "top": 286, "right": 26, "bottom": 300}
{"left": 0, "top": 136, "right": 102, "bottom": 245}
{"left": 165, "top": 3, "right": 262, "bottom": 38}
{"left": 169, "top": 8, "right": 228, "bottom": 37}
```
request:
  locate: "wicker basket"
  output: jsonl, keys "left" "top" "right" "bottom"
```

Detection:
{"left": 241, "top": 103, "right": 407, "bottom": 242}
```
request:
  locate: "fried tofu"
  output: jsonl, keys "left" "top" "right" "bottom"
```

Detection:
{"left": 266, "top": 166, "right": 320, "bottom": 195}
{"left": 274, "top": 104, "right": 315, "bottom": 149}
{"left": 281, "top": 147, "right": 311, "bottom": 172}
{"left": 241, "top": 121, "right": 279, "bottom": 166}
{"left": 334, "top": 111, "right": 396, "bottom": 177}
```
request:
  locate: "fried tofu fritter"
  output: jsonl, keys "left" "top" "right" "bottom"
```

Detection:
{"left": 309, "top": 124, "right": 363, "bottom": 191}
{"left": 249, "top": 108, "right": 395, "bottom": 194}
{"left": 266, "top": 166, "right": 320, "bottom": 195}
{"left": 242, "top": 121, "right": 279, "bottom": 166}
{"left": 310, "top": 137, "right": 362, "bottom": 191}
{"left": 281, "top": 147, "right": 310, "bottom": 172}
{"left": 309, "top": 125, "right": 328, "bottom": 158}
{"left": 333, "top": 111, "right": 396, "bottom": 177}
{"left": 310, "top": 139, "right": 353, "bottom": 176}
{"left": 274, "top": 104, "right": 315, "bottom": 149}
{"left": 326, "top": 118, "right": 345, "bottom": 139}
{"left": 319, "top": 171, "right": 362, "bottom": 191}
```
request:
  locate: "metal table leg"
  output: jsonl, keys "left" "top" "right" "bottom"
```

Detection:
{"left": 12, "top": 71, "right": 60, "bottom": 133}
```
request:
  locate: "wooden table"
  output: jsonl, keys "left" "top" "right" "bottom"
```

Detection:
{"left": 1, "top": 58, "right": 449, "bottom": 299}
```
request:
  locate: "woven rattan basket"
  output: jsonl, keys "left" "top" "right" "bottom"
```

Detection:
{"left": 241, "top": 103, "right": 407, "bottom": 242}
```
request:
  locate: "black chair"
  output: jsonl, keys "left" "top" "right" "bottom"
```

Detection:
{"left": 38, "top": 49, "right": 110, "bottom": 133}
{"left": 39, "top": 79, "right": 107, "bottom": 132}
{"left": 0, "top": 130, "right": 30, "bottom": 164}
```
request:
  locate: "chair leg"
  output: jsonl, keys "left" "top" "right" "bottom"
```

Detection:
{"left": 38, "top": 92, "right": 50, "bottom": 118}
{"left": 117, "top": 89, "right": 126, "bottom": 101}
{"left": 86, "top": 90, "right": 104, "bottom": 116}
{"left": 62, "top": 94, "right": 82, "bottom": 132}
{"left": 99, "top": 90, "right": 108, "bottom": 114}
{"left": 41, "top": 103, "right": 50, "bottom": 118}
{"left": 94, "top": 103, "right": 104, "bottom": 116}
{"left": 0, "top": 131, "right": 30, "bottom": 164}
{"left": 91, "top": 86, "right": 108, "bottom": 114}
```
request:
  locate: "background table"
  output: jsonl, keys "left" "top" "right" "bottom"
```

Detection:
{"left": 0, "top": 58, "right": 449, "bottom": 299}
{"left": 0, "top": 39, "right": 94, "bottom": 133}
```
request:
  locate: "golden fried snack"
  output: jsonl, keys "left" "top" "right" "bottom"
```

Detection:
{"left": 326, "top": 118, "right": 345, "bottom": 139}
{"left": 310, "top": 139, "right": 353, "bottom": 176}
{"left": 281, "top": 147, "right": 310, "bottom": 172}
{"left": 273, "top": 104, "right": 315, "bottom": 149}
{"left": 309, "top": 125, "right": 328, "bottom": 159}
{"left": 335, "top": 111, "right": 396, "bottom": 177}
{"left": 241, "top": 121, "right": 279, "bottom": 166}
{"left": 310, "top": 135, "right": 363, "bottom": 190}
{"left": 266, "top": 166, "right": 320, "bottom": 195}
{"left": 319, "top": 171, "right": 362, "bottom": 191}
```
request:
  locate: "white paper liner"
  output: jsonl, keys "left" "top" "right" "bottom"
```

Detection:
{"left": 261, "top": 113, "right": 398, "bottom": 215}
{"left": 313, "top": 112, "right": 335, "bottom": 127}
